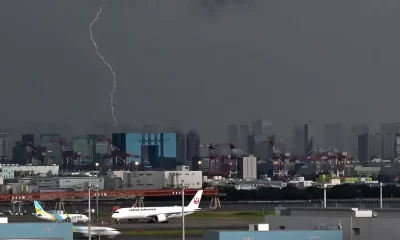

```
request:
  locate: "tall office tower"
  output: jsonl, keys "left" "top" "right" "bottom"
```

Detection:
{"left": 396, "top": 134, "right": 400, "bottom": 158}
{"left": 239, "top": 124, "right": 250, "bottom": 151}
{"left": 358, "top": 133, "right": 391, "bottom": 161}
{"left": 252, "top": 118, "right": 272, "bottom": 136}
{"left": 228, "top": 125, "right": 239, "bottom": 145}
{"left": 304, "top": 124, "right": 315, "bottom": 155}
{"left": 382, "top": 133, "right": 395, "bottom": 159}
{"left": 186, "top": 130, "right": 200, "bottom": 167}
{"left": 0, "top": 133, "right": 7, "bottom": 159}
{"left": 176, "top": 131, "right": 186, "bottom": 165}
{"left": 349, "top": 124, "right": 369, "bottom": 159}
{"left": 40, "top": 134, "right": 62, "bottom": 165}
{"left": 247, "top": 134, "right": 269, "bottom": 160}
{"left": 292, "top": 124, "right": 305, "bottom": 156}
{"left": 323, "top": 123, "right": 345, "bottom": 150}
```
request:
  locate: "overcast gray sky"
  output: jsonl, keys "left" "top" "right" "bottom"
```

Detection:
{"left": 1, "top": 0, "right": 399, "bottom": 142}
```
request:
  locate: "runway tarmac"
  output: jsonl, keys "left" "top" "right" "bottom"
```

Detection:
{"left": 6, "top": 214, "right": 256, "bottom": 240}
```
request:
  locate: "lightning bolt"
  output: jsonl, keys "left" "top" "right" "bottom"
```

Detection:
{"left": 89, "top": 2, "right": 118, "bottom": 126}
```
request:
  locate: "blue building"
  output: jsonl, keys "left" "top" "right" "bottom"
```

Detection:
{"left": 0, "top": 222, "right": 73, "bottom": 240}
{"left": 203, "top": 230, "right": 342, "bottom": 240}
{"left": 112, "top": 132, "right": 178, "bottom": 168}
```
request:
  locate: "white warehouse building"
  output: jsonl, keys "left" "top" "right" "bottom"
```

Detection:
{"left": 0, "top": 164, "right": 59, "bottom": 179}
{"left": 120, "top": 168, "right": 203, "bottom": 190}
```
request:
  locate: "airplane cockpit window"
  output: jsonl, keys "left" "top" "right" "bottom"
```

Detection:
{"left": 112, "top": 211, "right": 119, "bottom": 214}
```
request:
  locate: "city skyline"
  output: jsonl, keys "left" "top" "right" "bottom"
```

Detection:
{"left": 2, "top": 1, "right": 400, "bottom": 147}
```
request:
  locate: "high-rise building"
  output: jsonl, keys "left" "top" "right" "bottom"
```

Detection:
{"left": 186, "top": 130, "right": 200, "bottom": 166}
{"left": 72, "top": 136, "right": 94, "bottom": 162}
{"left": 304, "top": 124, "right": 314, "bottom": 155}
{"left": 239, "top": 124, "right": 250, "bottom": 151}
{"left": 396, "top": 134, "right": 400, "bottom": 158}
{"left": 247, "top": 134, "right": 269, "bottom": 160}
{"left": 40, "top": 134, "right": 62, "bottom": 165}
{"left": 382, "top": 133, "right": 395, "bottom": 159}
{"left": 349, "top": 124, "right": 369, "bottom": 159}
{"left": 292, "top": 125, "right": 304, "bottom": 156}
{"left": 358, "top": 133, "right": 395, "bottom": 161}
{"left": 0, "top": 133, "right": 7, "bottom": 158}
{"left": 252, "top": 118, "right": 272, "bottom": 136}
{"left": 228, "top": 125, "right": 239, "bottom": 145}
{"left": 176, "top": 131, "right": 186, "bottom": 165}
{"left": 324, "top": 123, "right": 345, "bottom": 150}
{"left": 113, "top": 132, "right": 178, "bottom": 169}
{"left": 237, "top": 156, "right": 257, "bottom": 180}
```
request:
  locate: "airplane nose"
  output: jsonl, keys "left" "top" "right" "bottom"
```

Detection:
{"left": 111, "top": 214, "right": 117, "bottom": 219}
{"left": 111, "top": 231, "right": 121, "bottom": 236}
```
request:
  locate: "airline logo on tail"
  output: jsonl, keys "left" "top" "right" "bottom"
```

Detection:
{"left": 187, "top": 190, "right": 203, "bottom": 209}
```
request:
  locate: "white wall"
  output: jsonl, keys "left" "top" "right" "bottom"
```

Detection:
{"left": 242, "top": 156, "right": 257, "bottom": 180}
{"left": 0, "top": 165, "right": 59, "bottom": 179}
{"left": 59, "top": 177, "right": 104, "bottom": 190}
{"left": 127, "top": 171, "right": 203, "bottom": 190}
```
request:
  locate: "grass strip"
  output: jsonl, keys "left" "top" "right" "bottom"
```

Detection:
{"left": 186, "top": 211, "right": 273, "bottom": 219}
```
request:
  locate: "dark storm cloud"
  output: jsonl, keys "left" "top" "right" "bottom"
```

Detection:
{"left": 1, "top": 0, "right": 400, "bottom": 143}
{"left": 196, "top": 0, "right": 256, "bottom": 16}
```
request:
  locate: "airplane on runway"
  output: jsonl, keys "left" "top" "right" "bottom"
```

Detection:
{"left": 73, "top": 226, "right": 121, "bottom": 239}
{"left": 47, "top": 210, "right": 121, "bottom": 239}
{"left": 34, "top": 200, "right": 89, "bottom": 223}
{"left": 111, "top": 190, "right": 208, "bottom": 224}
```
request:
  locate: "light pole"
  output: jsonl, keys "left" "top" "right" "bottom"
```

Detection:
{"left": 88, "top": 184, "right": 92, "bottom": 240}
{"left": 323, "top": 184, "right": 327, "bottom": 208}
{"left": 181, "top": 182, "right": 185, "bottom": 240}
{"left": 96, "top": 185, "right": 99, "bottom": 224}
{"left": 380, "top": 182, "right": 383, "bottom": 209}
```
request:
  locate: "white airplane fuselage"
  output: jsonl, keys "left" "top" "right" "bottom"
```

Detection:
{"left": 112, "top": 189, "right": 204, "bottom": 223}
{"left": 112, "top": 206, "right": 197, "bottom": 221}
{"left": 36, "top": 213, "right": 89, "bottom": 223}
{"left": 73, "top": 226, "right": 121, "bottom": 239}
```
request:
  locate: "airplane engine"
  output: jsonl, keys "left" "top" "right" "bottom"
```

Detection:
{"left": 154, "top": 214, "right": 167, "bottom": 223}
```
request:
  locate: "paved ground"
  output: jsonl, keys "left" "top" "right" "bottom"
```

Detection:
{"left": 6, "top": 215, "right": 259, "bottom": 229}
{"left": 6, "top": 215, "right": 255, "bottom": 240}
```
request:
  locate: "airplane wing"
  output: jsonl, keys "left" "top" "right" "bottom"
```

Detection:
{"left": 73, "top": 227, "right": 106, "bottom": 237}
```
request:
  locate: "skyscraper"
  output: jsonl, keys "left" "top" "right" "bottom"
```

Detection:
{"left": 324, "top": 123, "right": 345, "bottom": 150}
{"left": 228, "top": 125, "right": 239, "bottom": 145}
{"left": 292, "top": 125, "right": 304, "bottom": 156}
{"left": 252, "top": 118, "right": 272, "bottom": 136}
{"left": 0, "top": 133, "right": 7, "bottom": 158}
{"left": 186, "top": 130, "right": 200, "bottom": 167}
{"left": 304, "top": 124, "right": 314, "bottom": 155}
{"left": 349, "top": 124, "right": 369, "bottom": 159}
{"left": 40, "top": 134, "right": 62, "bottom": 165}
{"left": 239, "top": 124, "right": 250, "bottom": 151}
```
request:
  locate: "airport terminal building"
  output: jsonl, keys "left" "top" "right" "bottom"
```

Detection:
{"left": 264, "top": 207, "right": 400, "bottom": 240}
